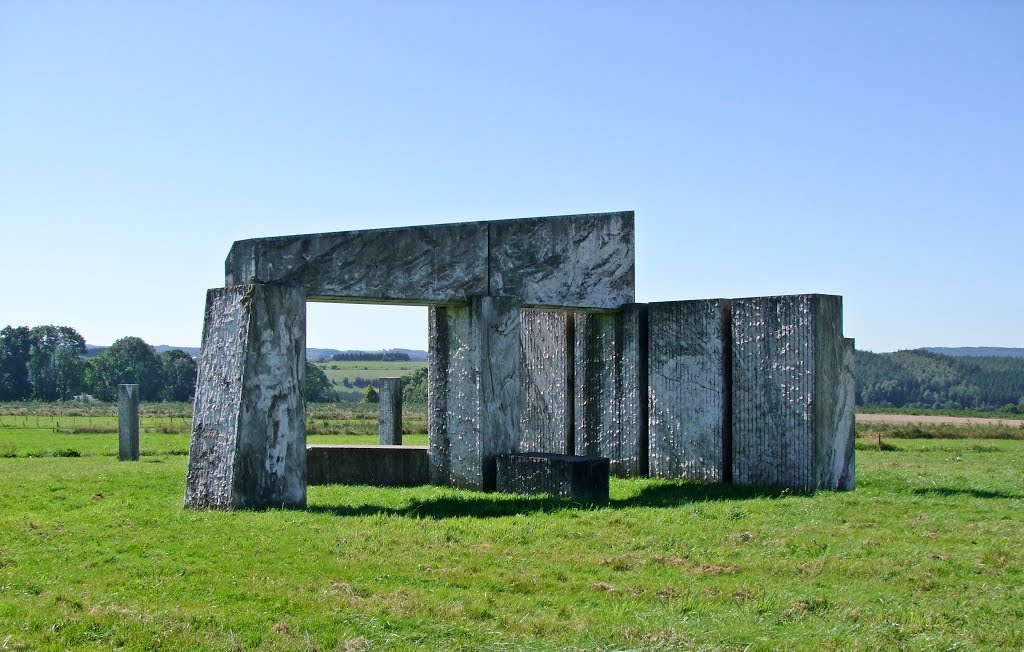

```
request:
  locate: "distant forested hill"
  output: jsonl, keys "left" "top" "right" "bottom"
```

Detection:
{"left": 923, "top": 347, "right": 1024, "bottom": 358}
{"left": 856, "top": 349, "right": 1024, "bottom": 411}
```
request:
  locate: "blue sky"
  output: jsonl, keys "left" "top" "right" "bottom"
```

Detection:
{"left": 2, "top": 1, "right": 1021, "bottom": 353}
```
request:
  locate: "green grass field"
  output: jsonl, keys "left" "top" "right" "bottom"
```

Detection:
{"left": 1, "top": 412, "right": 1023, "bottom": 650}
{"left": 313, "top": 361, "right": 426, "bottom": 386}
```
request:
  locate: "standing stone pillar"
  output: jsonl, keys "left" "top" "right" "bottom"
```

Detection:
{"left": 731, "top": 294, "right": 854, "bottom": 491}
{"left": 647, "top": 300, "right": 729, "bottom": 482}
{"left": 378, "top": 377, "right": 403, "bottom": 445}
{"left": 573, "top": 305, "right": 647, "bottom": 476}
{"left": 185, "top": 283, "right": 307, "bottom": 509}
{"left": 519, "top": 309, "right": 574, "bottom": 455}
{"left": 118, "top": 384, "right": 140, "bottom": 461}
{"left": 428, "top": 296, "right": 522, "bottom": 490}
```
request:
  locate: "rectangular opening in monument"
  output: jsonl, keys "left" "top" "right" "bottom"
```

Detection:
{"left": 305, "top": 302, "right": 428, "bottom": 438}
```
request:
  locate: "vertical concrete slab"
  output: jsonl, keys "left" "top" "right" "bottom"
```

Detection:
{"left": 647, "top": 300, "right": 729, "bottom": 482}
{"left": 573, "top": 306, "right": 647, "bottom": 477}
{"left": 519, "top": 309, "right": 574, "bottom": 454}
{"left": 428, "top": 297, "right": 522, "bottom": 490}
{"left": 118, "top": 384, "right": 140, "bottom": 461}
{"left": 619, "top": 304, "right": 648, "bottom": 477}
{"left": 378, "top": 377, "right": 403, "bottom": 445}
{"left": 731, "top": 294, "right": 851, "bottom": 491}
{"left": 185, "top": 283, "right": 307, "bottom": 509}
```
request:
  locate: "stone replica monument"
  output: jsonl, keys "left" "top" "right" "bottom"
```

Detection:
{"left": 185, "top": 211, "right": 855, "bottom": 510}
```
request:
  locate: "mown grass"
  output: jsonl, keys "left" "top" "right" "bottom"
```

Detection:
{"left": 313, "top": 360, "right": 427, "bottom": 387}
{"left": 1, "top": 427, "right": 1023, "bottom": 650}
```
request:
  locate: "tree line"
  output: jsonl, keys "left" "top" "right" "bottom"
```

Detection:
{"left": 0, "top": 325, "right": 197, "bottom": 402}
{"left": 856, "top": 349, "right": 1024, "bottom": 412}
{"left": 323, "top": 351, "right": 411, "bottom": 362}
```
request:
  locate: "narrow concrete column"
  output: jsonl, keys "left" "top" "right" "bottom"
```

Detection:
{"left": 118, "top": 384, "right": 140, "bottom": 461}
{"left": 185, "top": 283, "right": 307, "bottom": 509}
{"left": 427, "top": 297, "right": 522, "bottom": 490}
{"left": 647, "top": 300, "right": 729, "bottom": 482}
{"left": 573, "top": 305, "right": 647, "bottom": 477}
{"left": 731, "top": 294, "right": 854, "bottom": 491}
{"left": 378, "top": 377, "right": 403, "bottom": 445}
{"left": 519, "top": 309, "right": 574, "bottom": 455}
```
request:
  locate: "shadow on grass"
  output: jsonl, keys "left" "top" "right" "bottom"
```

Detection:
{"left": 305, "top": 482, "right": 800, "bottom": 520}
{"left": 912, "top": 487, "right": 1024, "bottom": 500}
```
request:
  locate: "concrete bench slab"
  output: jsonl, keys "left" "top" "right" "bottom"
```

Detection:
{"left": 496, "top": 452, "right": 609, "bottom": 501}
{"left": 307, "top": 445, "right": 428, "bottom": 487}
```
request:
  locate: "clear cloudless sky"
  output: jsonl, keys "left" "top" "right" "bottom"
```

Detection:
{"left": 2, "top": 1, "right": 1021, "bottom": 353}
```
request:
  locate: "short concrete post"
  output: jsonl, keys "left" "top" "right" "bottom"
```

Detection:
{"left": 118, "top": 384, "right": 140, "bottom": 461}
{"left": 378, "top": 378, "right": 403, "bottom": 445}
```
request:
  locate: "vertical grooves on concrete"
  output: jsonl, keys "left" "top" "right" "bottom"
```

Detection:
{"left": 427, "top": 307, "right": 451, "bottom": 485}
{"left": 732, "top": 296, "right": 817, "bottom": 490}
{"left": 721, "top": 301, "right": 733, "bottom": 484}
{"left": 636, "top": 306, "right": 649, "bottom": 477}
{"left": 647, "top": 300, "right": 726, "bottom": 482}
{"left": 565, "top": 312, "right": 575, "bottom": 456}
{"left": 519, "top": 310, "right": 572, "bottom": 455}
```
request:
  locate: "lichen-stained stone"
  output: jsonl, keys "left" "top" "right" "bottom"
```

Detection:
{"left": 185, "top": 284, "right": 307, "bottom": 509}
{"left": 731, "top": 294, "right": 852, "bottom": 491}
{"left": 378, "top": 378, "right": 403, "bottom": 445}
{"left": 489, "top": 212, "right": 635, "bottom": 309}
{"left": 428, "top": 297, "right": 521, "bottom": 490}
{"left": 648, "top": 300, "right": 729, "bottom": 482}
{"left": 519, "top": 309, "right": 574, "bottom": 455}
{"left": 118, "top": 384, "right": 140, "bottom": 461}
{"left": 226, "top": 222, "right": 489, "bottom": 305}
{"left": 574, "top": 306, "right": 647, "bottom": 477}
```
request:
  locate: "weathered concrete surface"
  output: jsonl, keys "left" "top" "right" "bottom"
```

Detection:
{"left": 823, "top": 337, "right": 856, "bottom": 490}
{"left": 496, "top": 453, "right": 610, "bottom": 501}
{"left": 118, "top": 384, "right": 140, "bottom": 461}
{"left": 307, "top": 445, "right": 428, "bottom": 487}
{"left": 225, "top": 212, "right": 634, "bottom": 310}
{"left": 647, "top": 300, "right": 729, "bottom": 482}
{"left": 226, "top": 222, "right": 489, "bottom": 305}
{"left": 731, "top": 294, "right": 852, "bottom": 491}
{"left": 185, "top": 284, "right": 307, "bottom": 509}
{"left": 428, "top": 297, "right": 521, "bottom": 490}
{"left": 519, "top": 309, "right": 574, "bottom": 455}
{"left": 378, "top": 378, "right": 403, "bottom": 445}
{"left": 573, "top": 306, "right": 647, "bottom": 476}
{"left": 489, "top": 212, "right": 634, "bottom": 309}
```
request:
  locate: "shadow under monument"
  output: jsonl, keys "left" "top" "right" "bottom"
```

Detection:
{"left": 912, "top": 486, "right": 1023, "bottom": 501}
{"left": 302, "top": 481, "right": 805, "bottom": 520}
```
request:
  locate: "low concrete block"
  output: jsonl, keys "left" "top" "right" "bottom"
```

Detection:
{"left": 307, "top": 445, "right": 429, "bottom": 487}
{"left": 378, "top": 378, "right": 403, "bottom": 445}
{"left": 496, "top": 453, "right": 609, "bottom": 501}
{"left": 118, "top": 384, "right": 140, "bottom": 461}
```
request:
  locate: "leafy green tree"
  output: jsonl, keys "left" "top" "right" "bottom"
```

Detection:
{"left": 86, "top": 336, "right": 164, "bottom": 401}
{"left": 305, "top": 362, "right": 336, "bottom": 403}
{"left": 400, "top": 366, "right": 428, "bottom": 405}
{"left": 160, "top": 349, "right": 198, "bottom": 402}
{"left": 28, "top": 325, "right": 87, "bottom": 400}
{"left": 0, "top": 326, "right": 33, "bottom": 400}
{"left": 363, "top": 384, "right": 379, "bottom": 404}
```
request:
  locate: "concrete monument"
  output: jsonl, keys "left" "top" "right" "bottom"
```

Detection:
{"left": 186, "top": 210, "right": 855, "bottom": 510}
